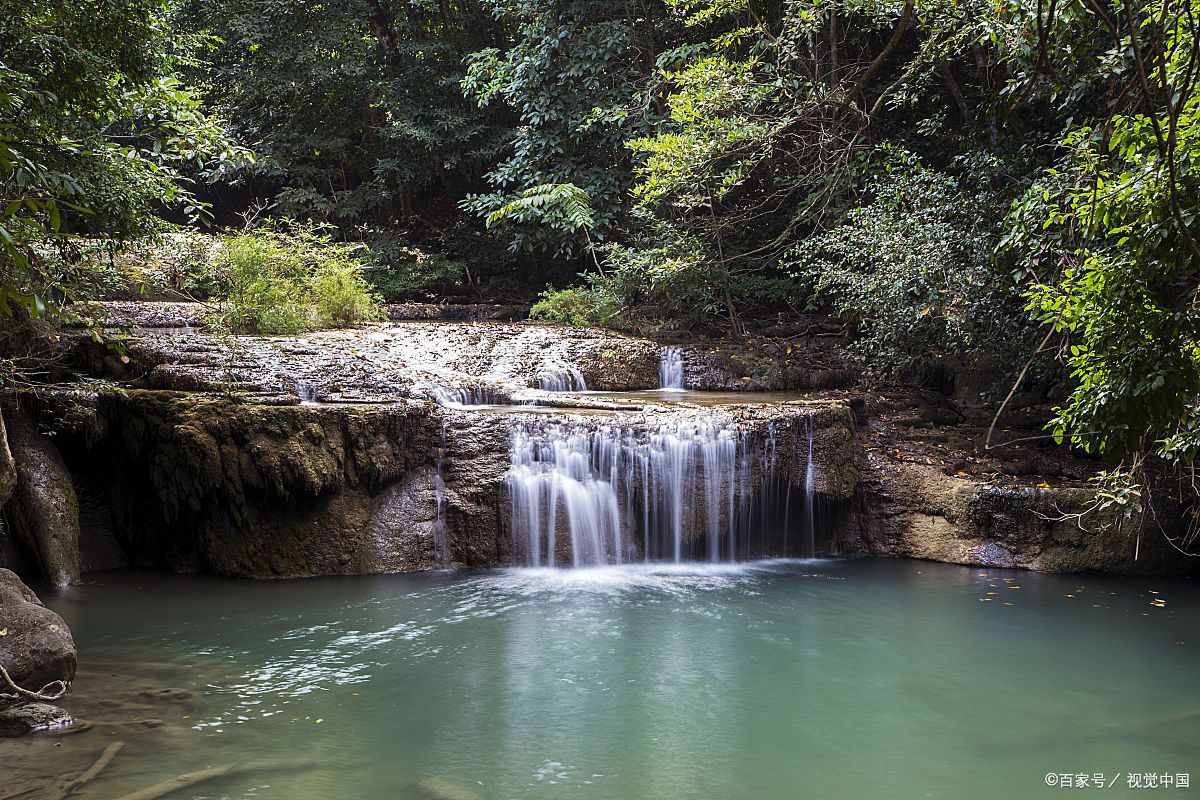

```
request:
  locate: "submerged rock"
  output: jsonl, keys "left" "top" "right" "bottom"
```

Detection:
{"left": 0, "top": 568, "right": 77, "bottom": 692}
{"left": 0, "top": 701, "right": 73, "bottom": 734}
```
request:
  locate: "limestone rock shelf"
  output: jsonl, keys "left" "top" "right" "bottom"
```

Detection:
{"left": 0, "top": 302, "right": 1191, "bottom": 579}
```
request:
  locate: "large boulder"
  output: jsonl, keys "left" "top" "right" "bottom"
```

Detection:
{"left": 0, "top": 568, "right": 76, "bottom": 693}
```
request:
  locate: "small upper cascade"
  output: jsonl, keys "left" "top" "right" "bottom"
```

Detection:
{"left": 538, "top": 365, "right": 588, "bottom": 392}
{"left": 432, "top": 385, "right": 505, "bottom": 408}
{"left": 505, "top": 412, "right": 823, "bottom": 568}
{"left": 659, "top": 347, "right": 685, "bottom": 390}
{"left": 294, "top": 379, "right": 320, "bottom": 404}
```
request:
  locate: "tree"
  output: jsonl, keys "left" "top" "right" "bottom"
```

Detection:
{"left": 181, "top": 0, "right": 508, "bottom": 233}
{"left": 460, "top": 0, "right": 681, "bottom": 253}
{"left": 0, "top": 0, "right": 246, "bottom": 317}
{"left": 1007, "top": 0, "right": 1200, "bottom": 484}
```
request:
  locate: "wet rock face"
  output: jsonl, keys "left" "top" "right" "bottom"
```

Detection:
{"left": 847, "top": 460, "right": 1197, "bottom": 576}
{"left": 37, "top": 385, "right": 859, "bottom": 577}
{"left": 3, "top": 405, "right": 81, "bottom": 586}
{"left": 80, "top": 393, "right": 463, "bottom": 577}
{"left": 71, "top": 300, "right": 212, "bottom": 329}
{"left": 68, "top": 304, "right": 850, "bottom": 401}
{"left": 42, "top": 301, "right": 1196, "bottom": 577}
{"left": 0, "top": 568, "right": 77, "bottom": 692}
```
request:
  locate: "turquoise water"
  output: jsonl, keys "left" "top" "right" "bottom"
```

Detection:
{"left": 3, "top": 558, "right": 1197, "bottom": 799}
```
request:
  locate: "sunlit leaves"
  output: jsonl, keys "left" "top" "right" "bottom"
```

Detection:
{"left": 0, "top": 1, "right": 248, "bottom": 318}
{"left": 1011, "top": 0, "right": 1200, "bottom": 461}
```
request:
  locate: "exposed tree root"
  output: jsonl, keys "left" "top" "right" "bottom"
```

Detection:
{"left": 0, "top": 662, "right": 70, "bottom": 707}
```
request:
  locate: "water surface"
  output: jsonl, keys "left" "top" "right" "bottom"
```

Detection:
{"left": 4, "top": 559, "right": 1196, "bottom": 799}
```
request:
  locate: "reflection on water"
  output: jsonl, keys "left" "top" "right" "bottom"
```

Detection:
{"left": 2, "top": 559, "right": 1196, "bottom": 799}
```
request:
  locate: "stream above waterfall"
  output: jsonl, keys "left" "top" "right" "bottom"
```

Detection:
{"left": 6, "top": 559, "right": 1195, "bottom": 799}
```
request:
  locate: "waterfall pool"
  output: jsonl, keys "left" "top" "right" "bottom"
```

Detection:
{"left": 3, "top": 558, "right": 1196, "bottom": 799}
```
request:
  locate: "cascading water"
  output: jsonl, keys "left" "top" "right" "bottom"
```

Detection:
{"left": 433, "top": 422, "right": 449, "bottom": 568}
{"left": 432, "top": 385, "right": 504, "bottom": 408}
{"left": 505, "top": 413, "right": 823, "bottom": 567}
{"left": 294, "top": 379, "right": 320, "bottom": 404}
{"left": 538, "top": 366, "right": 588, "bottom": 392}
{"left": 805, "top": 415, "right": 816, "bottom": 556}
{"left": 659, "top": 347, "right": 685, "bottom": 390}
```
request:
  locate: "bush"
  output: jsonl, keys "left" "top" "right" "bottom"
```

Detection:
{"left": 785, "top": 147, "right": 1036, "bottom": 391}
{"left": 217, "top": 224, "right": 382, "bottom": 334}
{"left": 53, "top": 232, "right": 223, "bottom": 302}
{"left": 529, "top": 284, "right": 617, "bottom": 327}
{"left": 312, "top": 264, "right": 382, "bottom": 327}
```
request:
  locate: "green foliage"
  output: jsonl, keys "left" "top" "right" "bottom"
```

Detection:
{"left": 596, "top": 222, "right": 727, "bottom": 324}
{"left": 66, "top": 233, "right": 222, "bottom": 301}
{"left": 627, "top": 54, "right": 772, "bottom": 209}
{"left": 364, "top": 250, "right": 466, "bottom": 302}
{"left": 788, "top": 148, "right": 1033, "bottom": 386}
{"left": 0, "top": 0, "right": 247, "bottom": 315}
{"left": 477, "top": 184, "right": 596, "bottom": 253}
{"left": 1006, "top": 0, "right": 1200, "bottom": 466}
{"left": 460, "top": 0, "right": 677, "bottom": 254}
{"left": 217, "top": 225, "right": 382, "bottom": 334}
{"left": 181, "top": 0, "right": 506, "bottom": 230}
{"left": 529, "top": 284, "right": 617, "bottom": 327}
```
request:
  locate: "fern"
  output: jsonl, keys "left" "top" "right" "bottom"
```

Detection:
{"left": 483, "top": 183, "right": 595, "bottom": 232}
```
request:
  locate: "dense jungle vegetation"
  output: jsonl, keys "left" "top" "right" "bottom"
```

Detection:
{"left": 1, "top": 0, "right": 1198, "bottom": 499}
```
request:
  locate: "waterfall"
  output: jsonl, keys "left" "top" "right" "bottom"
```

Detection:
{"left": 538, "top": 365, "right": 587, "bottom": 392}
{"left": 805, "top": 415, "right": 816, "bottom": 557}
{"left": 432, "top": 385, "right": 503, "bottom": 408}
{"left": 433, "top": 422, "right": 449, "bottom": 567}
{"left": 505, "top": 414, "right": 812, "bottom": 567}
{"left": 659, "top": 347, "right": 685, "bottom": 390}
{"left": 294, "top": 379, "right": 320, "bottom": 404}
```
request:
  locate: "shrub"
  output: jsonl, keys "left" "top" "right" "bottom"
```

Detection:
{"left": 312, "top": 262, "right": 383, "bottom": 327}
{"left": 785, "top": 148, "right": 1036, "bottom": 392}
{"left": 217, "top": 224, "right": 381, "bottom": 334}
{"left": 50, "top": 232, "right": 223, "bottom": 302}
{"left": 529, "top": 284, "right": 617, "bottom": 327}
